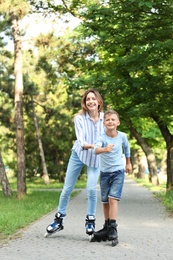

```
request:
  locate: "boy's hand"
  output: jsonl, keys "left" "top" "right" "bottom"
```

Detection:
{"left": 125, "top": 163, "right": 132, "bottom": 174}
{"left": 105, "top": 144, "right": 114, "bottom": 152}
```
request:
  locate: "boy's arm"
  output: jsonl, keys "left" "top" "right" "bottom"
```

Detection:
{"left": 125, "top": 157, "right": 132, "bottom": 173}
{"left": 95, "top": 144, "right": 114, "bottom": 154}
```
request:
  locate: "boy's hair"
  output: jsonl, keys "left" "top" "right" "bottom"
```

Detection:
{"left": 104, "top": 109, "right": 120, "bottom": 120}
{"left": 80, "top": 88, "right": 103, "bottom": 114}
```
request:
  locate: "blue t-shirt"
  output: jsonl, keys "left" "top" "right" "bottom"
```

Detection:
{"left": 94, "top": 131, "right": 130, "bottom": 172}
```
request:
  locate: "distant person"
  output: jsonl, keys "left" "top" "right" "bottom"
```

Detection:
{"left": 91, "top": 109, "right": 131, "bottom": 246}
{"left": 44, "top": 89, "right": 104, "bottom": 239}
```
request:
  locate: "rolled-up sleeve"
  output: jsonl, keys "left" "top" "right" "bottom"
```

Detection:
{"left": 123, "top": 134, "right": 130, "bottom": 158}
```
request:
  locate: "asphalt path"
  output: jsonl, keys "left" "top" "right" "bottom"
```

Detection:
{"left": 0, "top": 176, "right": 173, "bottom": 260}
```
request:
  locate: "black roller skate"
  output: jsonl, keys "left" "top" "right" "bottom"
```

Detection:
{"left": 108, "top": 219, "right": 118, "bottom": 247}
{"left": 85, "top": 215, "right": 95, "bottom": 241}
{"left": 44, "top": 212, "right": 64, "bottom": 238}
{"left": 91, "top": 219, "right": 109, "bottom": 242}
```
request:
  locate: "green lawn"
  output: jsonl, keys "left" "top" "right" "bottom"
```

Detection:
{"left": 0, "top": 177, "right": 84, "bottom": 240}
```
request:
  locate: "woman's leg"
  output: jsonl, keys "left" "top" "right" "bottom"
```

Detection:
{"left": 86, "top": 166, "right": 100, "bottom": 216}
{"left": 58, "top": 150, "right": 84, "bottom": 215}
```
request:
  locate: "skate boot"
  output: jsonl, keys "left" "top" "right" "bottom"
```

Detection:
{"left": 91, "top": 219, "right": 109, "bottom": 242}
{"left": 108, "top": 219, "right": 118, "bottom": 247}
{"left": 85, "top": 215, "right": 95, "bottom": 241}
{"left": 44, "top": 212, "right": 64, "bottom": 238}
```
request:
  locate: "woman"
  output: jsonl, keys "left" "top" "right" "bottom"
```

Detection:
{"left": 45, "top": 88, "right": 104, "bottom": 238}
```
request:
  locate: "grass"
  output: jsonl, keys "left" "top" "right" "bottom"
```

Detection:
{"left": 8, "top": 176, "right": 87, "bottom": 190}
{"left": 0, "top": 176, "right": 85, "bottom": 241}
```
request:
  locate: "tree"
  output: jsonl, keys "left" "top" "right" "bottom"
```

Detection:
{"left": 31, "top": 95, "right": 49, "bottom": 184}
{"left": 0, "top": 152, "right": 12, "bottom": 196}
{"left": 152, "top": 115, "right": 173, "bottom": 190}
{"left": 11, "top": 11, "right": 26, "bottom": 197}
{"left": 129, "top": 122, "right": 159, "bottom": 185}
{"left": 0, "top": 0, "right": 31, "bottom": 197}
{"left": 58, "top": 0, "right": 173, "bottom": 188}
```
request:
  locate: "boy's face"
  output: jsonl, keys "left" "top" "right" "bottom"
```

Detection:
{"left": 104, "top": 113, "right": 120, "bottom": 130}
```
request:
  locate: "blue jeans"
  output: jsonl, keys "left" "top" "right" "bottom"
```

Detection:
{"left": 100, "top": 169, "right": 125, "bottom": 202}
{"left": 58, "top": 150, "right": 100, "bottom": 216}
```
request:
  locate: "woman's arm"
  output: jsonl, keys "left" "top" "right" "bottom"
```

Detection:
{"left": 74, "top": 115, "right": 93, "bottom": 149}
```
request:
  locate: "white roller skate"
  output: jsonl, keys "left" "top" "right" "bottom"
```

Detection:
{"left": 44, "top": 213, "right": 64, "bottom": 238}
{"left": 85, "top": 215, "right": 95, "bottom": 242}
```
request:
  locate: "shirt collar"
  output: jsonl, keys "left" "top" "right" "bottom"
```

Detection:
{"left": 85, "top": 111, "right": 104, "bottom": 121}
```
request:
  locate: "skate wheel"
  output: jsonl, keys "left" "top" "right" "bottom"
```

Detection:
{"left": 44, "top": 232, "right": 50, "bottom": 238}
{"left": 111, "top": 239, "right": 118, "bottom": 247}
{"left": 90, "top": 236, "right": 97, "bottom": 242}
{"left": 88, "top": 235, "right": 93, "bottom": 242}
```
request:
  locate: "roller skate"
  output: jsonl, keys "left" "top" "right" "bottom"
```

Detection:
{"left": 44, "top": 212, "right": 64, "bottom": 238}
{"left": 107, "top": 219, "right": 118, "bottom": 247}
{"left": 85, "top": 215, "right": 95, "bottom": 242}
{"left": 91, "top": 219, "right": 109, "bottom": 242}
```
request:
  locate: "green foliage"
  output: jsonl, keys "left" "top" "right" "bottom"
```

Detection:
{"left": 58, "top": 0, "right": 173, "bottom": 170}
{"left": 156, "top": 189, "right": 173, "bottom": 212}
{"left": 21, "top": 40, "right": 79, "bottom": 179}
{"left": 0, "top": 19, "right": 16, "bottom": 172}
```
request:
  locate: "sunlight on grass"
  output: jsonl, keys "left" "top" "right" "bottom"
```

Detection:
{"left": 133, "top": 174, "right": 166, "bottom": 192}
{"left": 7, "top": 176, "right": 87, "bottom": 190}
{"left": 0, "top": 189, "right": 80, "bottom": 239}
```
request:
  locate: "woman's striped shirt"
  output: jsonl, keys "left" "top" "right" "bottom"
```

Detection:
{"left": 72, "top": 112, "right": 104, "bottom": 168}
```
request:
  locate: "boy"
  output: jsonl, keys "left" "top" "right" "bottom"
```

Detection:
{"left": 92, "top": 109, "right": 131, "bottom": 246}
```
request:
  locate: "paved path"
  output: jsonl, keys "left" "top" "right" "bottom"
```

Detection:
{"left": 0, "top": 177, "right": 173, "bottom": 260}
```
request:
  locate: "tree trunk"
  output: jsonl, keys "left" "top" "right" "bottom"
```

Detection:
{"left": 11, "top": 12, "right": 26, "bottom": 198}
{"left": 0, "top": 152, "right": 12, "bottom": 197}
{"left": 167, "top": 146, "right": 173, "bottom": 190}
{"left": 129, "top": 124, "right": 159, "bottom": 186}
{"left": 31, "top": 96, "right": 49, "bottom": 184}
{"left": 131, "top": 149, "right": 139, "bottom": 178}
{"left": 152, "top": 115, "right": 173, "bottom": 190}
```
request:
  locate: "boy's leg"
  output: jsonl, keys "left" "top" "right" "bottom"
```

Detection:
{"left": 107, "top": 169, "right": 125, "bottom": 244}
{"left": 107, "top": 198, "right": 118, "bottom": 241}
{"left": 91, "top": 172, "right": 110, "bottom": 242}
{"left": 109, "top": 198, "right": 118, "bottom": 220}
{"left": 103, "top": 203, "right": 109, "bottom": 220}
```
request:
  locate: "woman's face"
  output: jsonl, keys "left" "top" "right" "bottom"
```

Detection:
{"left": 85, "top": 92, "right": 99, "bottom": 112}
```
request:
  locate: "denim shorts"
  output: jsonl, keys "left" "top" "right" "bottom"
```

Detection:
{"left": 100, "top": 169, "right": 125, "bottom": 202}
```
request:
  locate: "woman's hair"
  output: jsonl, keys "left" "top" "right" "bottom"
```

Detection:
{"left": 80, "top": 88, "right": 103, "bottom": 114}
